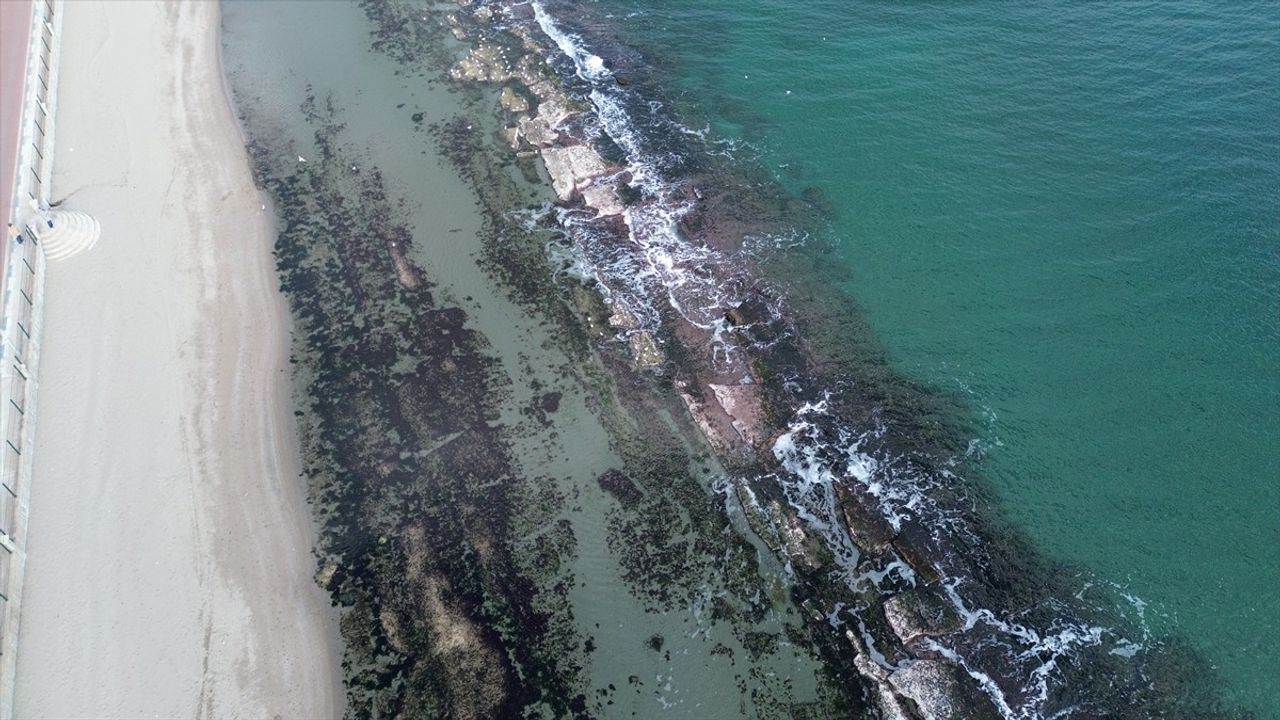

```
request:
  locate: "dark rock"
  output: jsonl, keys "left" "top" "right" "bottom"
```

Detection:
{"left": 893, "top": 537, "right": 942, "bottom": 586}
{"left": 539, "top": 391, "right": 561, "bottom": 413}
{"left": 835, "top": 482, "right": 897, "bottom": 555}
{"left": 883, "top": 586, "right": 962, "bottom": 646}
{"left": 597, "top": 469, "right": 642, "bottom": 508}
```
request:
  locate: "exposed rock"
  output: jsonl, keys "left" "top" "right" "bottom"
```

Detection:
{"left": 517, "top": 115, "right": 559, "bottom": 146}
{"left": 894, "top": 534, "right": 943, "bottom": 586}
{"left": 498, "top": 125, "right": 521, "bottom": 150}
{"left": 540, "top": 144, "right": 612, "bottom": 201}
{"left": 580, "top": 183, "right": 625, "bottom": 217}
{"left": 315, "top": 561, "right": 339, "bottom": 590}
{"left": 386, "top": 236, "right": 422, "bottom": 290}
{"left": 731, "top": 478, "right": 824, "bottom": 567}
{"left": 678, "top": 385, "right": 759, "bottom": 458}
{"left": 883, "top": 586, "right": 962, "bottom": 646}
{"left": 450, "top": 43, "right": 512, "bottom": 83}
{"left": 835, "top": 482, "right": 897, "bottom": 554}
{"left": 473, "top": 5, "right": 493, "bottom": 22}
{"left": 873, "top": 685, "right": 915, "bottom": 720}
{"left": 499, "top": 85, "right": 529, "bottom": 113}
{"left": 528, "top": 81, "right": 578, "bottom": 127}
{"left": 732, "top": 481, "right": 775, "bottom": 547}
{"left": 514, "top": 53, "right": 551, "bottom": 87}
{"left": 848, "top": 629, "right": 914, "bottom": 720}
{"left": 862, "top": 666, "right": 913, "bottom": 720}
{"left": 888, "top": 660, "right": 999, "bottom": 720}
{"left": 889, "top": 661, "right": 958, "bottom": 719}
{"left": 628, "top": 331, "right": 663, "bottom": 368}
{"left": 725, "top": 296, "right": 773, "bottom": 327}
{"left": 607, "top": 302, "right": 639, "bottom": 329}
{"left": 777, "top": 504, "right": 825, "bottom": 569}
{"left": 851, "top": 643, "right": 887, "bottom": 682}
{"left": 800, "top": 599, "right": 826, "bottom": 623}
{"left": 709, "top": 382, "right": 766, "bottom": 447}
{"left": 680, "top": 392, "right": 732, "bottom": 453}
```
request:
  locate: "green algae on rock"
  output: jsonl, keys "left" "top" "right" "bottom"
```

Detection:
{"left": 241, "top": 93, "right": 590, "bottom": 718}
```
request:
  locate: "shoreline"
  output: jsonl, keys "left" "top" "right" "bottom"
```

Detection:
{"left": 12, "top": 1, "right": 340, "bottom": 717}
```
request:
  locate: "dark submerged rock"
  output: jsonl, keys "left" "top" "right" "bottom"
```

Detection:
{"left": 596, "top": 469, "right": 641, "bottom": 508}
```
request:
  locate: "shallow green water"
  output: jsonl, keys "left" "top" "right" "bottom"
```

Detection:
{"left": 601, "top": 0, "right": 1279, "bottom": 714}
{"left": 221, "top": 2, "right": 833, "bottom": 716}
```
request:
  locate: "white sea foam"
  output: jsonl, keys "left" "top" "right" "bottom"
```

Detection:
{"left": 531, "top": 1, "right": 612, "bottom": 82}
{"left": 529, "top": 2, "right": 753, "bottom": 360}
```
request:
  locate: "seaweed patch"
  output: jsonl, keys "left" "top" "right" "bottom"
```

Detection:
{"left": 239, "top": 91, "right": 589, "bottom": 718}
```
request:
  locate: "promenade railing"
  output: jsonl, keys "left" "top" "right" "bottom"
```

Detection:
{"left": 0, "top": 0, "right": 62, "bottom": 715}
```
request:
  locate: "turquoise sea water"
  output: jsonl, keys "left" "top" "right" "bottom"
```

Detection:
{"left": 599, "top": 0, "right": 1279, "bottom": 714}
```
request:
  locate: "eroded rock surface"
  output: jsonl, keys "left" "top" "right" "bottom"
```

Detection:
{"left": 884, "top": 586, "right": 963, "bottom": 646}
{"left": 628, "top": 331, "right": 663, "bottom": 368}
{"left": 540, "top": 144, "right": 613, "bottom": 201}
{"left": 499, "top": 85, "right": 529, "bottom": 113}
{"left": 580, "top": 182, "right": 625, "bottom": 217}
{"left": 889, "top": 660, "right": 983, "bottom": 720}
{"left": 709, "top": 382, "right": 767, "bottom": 447}
{"left": 451, "top": 43, "right": 513, "bottom": 83}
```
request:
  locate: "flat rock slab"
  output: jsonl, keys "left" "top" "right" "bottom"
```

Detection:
{"left": 540, "top": 144, "right": 612, "bottom": 200}
{"left": 580, "top": 183, "right": 625, "bottom": 217}
{"left": 451, "top": 43, "right": 512, "bottom": 83}
{"left": 709, "top": 382, "right": 767, "bottom": 447}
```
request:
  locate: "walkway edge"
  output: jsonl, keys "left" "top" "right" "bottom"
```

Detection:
{"left": 0, "top": 1, "right": 62, "bottom": 716}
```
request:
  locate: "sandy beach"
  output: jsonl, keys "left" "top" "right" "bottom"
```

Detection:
{"left": 11, "top": 1, "right": 340, "bottom": 717}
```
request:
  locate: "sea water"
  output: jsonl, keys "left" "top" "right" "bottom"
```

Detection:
{"left": 593, "top": 0, "right": 1279, "bottom": 714}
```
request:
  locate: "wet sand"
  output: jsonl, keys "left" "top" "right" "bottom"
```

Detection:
{"left": 12, "top": 1, "right": 340, "bottom": 717}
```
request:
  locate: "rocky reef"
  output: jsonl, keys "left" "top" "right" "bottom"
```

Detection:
{"left": 421, "top": 2, "right": 1254, "bottom": 718}
{"left": 432, "top": 6, "right": 1001, "bottom": 715}
{"left": 233, "top": 0, "right": 1255, "bottom": 717}
{"left": 241, "top": 92, "right": 590, "bottom": 718}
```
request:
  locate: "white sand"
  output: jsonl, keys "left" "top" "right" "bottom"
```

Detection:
{"left": 12, "top": 1, "right": 341, "bottom": 717}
